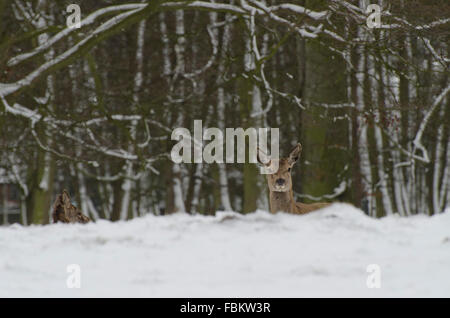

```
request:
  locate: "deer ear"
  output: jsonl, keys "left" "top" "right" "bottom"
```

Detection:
{"left": 257, "top": 147, "right": 271, "bottom": 166}
{"left": 288, "top": 143, "right": 302, "bottom": 165}
{"left": 62, "top": 190, "right": 71, "bottom": 204}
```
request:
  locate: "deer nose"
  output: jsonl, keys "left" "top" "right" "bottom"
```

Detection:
{"left": 276, "top": 178, "right": 285, "bottom": 186}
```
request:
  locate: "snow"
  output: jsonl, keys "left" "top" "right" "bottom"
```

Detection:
{"left": 1, "top": 203, "right": 449, "bottom": 297}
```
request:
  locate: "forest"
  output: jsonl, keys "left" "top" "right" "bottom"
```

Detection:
{"left": 0, "top": 0, "right": 449, "bottom": 224}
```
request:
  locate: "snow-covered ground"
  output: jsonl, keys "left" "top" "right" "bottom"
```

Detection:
{"left": 1, "top": 203, "right": 449, "bottom": 297}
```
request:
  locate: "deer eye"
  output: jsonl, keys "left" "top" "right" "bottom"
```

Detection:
{"left": 288, "top": 168, "right": 291, "bottom": 172}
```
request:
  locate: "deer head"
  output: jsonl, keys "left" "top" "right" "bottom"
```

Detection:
{"left": 257, "top": 143, "right": 302, "bottom": 193}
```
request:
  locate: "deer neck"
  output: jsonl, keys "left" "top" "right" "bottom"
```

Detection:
{"left": 269, "top": 189, "right": 295, "bottom": 213}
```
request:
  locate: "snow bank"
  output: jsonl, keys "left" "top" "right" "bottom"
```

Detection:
{"left": 1, "top": 203, "right": 449, "bottom": 297}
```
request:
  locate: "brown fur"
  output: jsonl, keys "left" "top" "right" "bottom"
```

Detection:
{"left": 258, "top": 143, "right": 331, "bottom": 215}
{"left": 52, "top": 190, "right": 91, "bottom": 224}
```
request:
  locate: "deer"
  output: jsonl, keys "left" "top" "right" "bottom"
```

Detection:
{"left": 257, "top": 143, "right": 331, "bottom": 215}
{"left": 52, "top": 190, "right": 91, "bottom": 224}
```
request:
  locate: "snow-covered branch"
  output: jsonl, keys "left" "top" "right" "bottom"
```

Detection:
{"left": 295, "top": 181, "right": 347, "bottom": 202}
{"left": 7, "top": 4, "right": 147, "bottom": 67}
{"left": 1, "top": 5, "right": 148, "bottom": 98}
{"left": 412, "top": 84, "right": 450, "bottom": 163}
